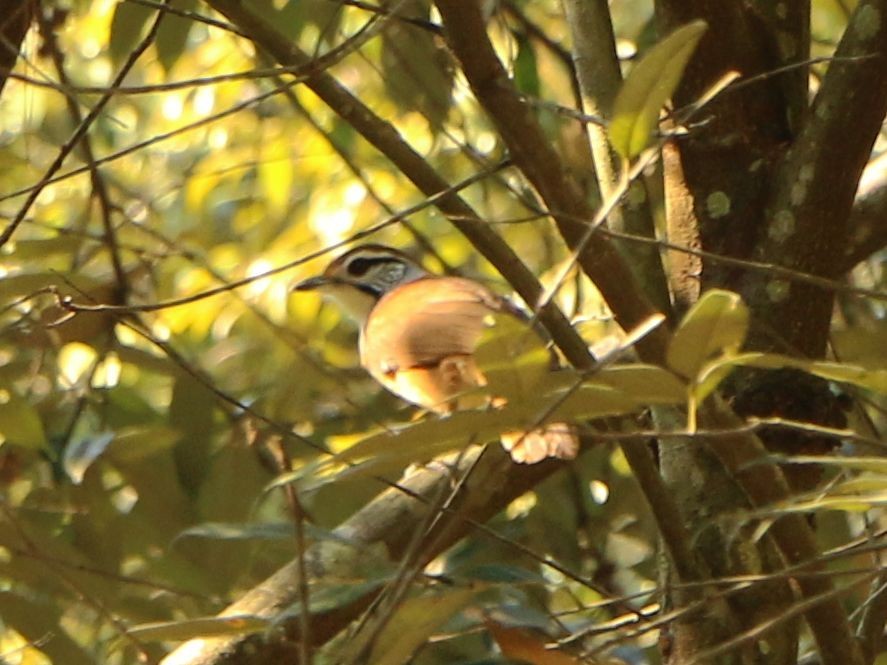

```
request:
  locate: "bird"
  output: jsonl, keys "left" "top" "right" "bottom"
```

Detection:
{"left": 293, "top": 244, "right": 578, "bottom": 464}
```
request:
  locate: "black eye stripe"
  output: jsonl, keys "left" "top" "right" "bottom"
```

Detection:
{"left": 347, "top": 256, "right": 393, "bottom": 276}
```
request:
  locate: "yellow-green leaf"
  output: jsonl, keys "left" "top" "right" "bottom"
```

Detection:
{"left": 785, "top": 456, "right": 887, "bottom": 475}
{"left": 475, "top": 312, "right": 551, "bottom": 403}
{"left": 697, "top": 352, "right": 887, "bottom": 395}
{"left": 666, "top": 289, "right": 749, "bottom": 380}
{"left": 155, "top": 0, "right": 195, "bottom": 72}
{"left": 591, "top": 365, "right": 687, "bottom": 404}
{"left": 610, "top": 20, "right": 708, "bottom": 158}
{"left": 109, "top": 2, "right": 154, "bottom": 66}
{"left": 366, "top": 588, "right": 478, "bottom": 665}
{"left": 124, "top": 615, "right": 269, "bottom": 643}
{"left": 0, "top": 395, "right": 46, "bottom": 450}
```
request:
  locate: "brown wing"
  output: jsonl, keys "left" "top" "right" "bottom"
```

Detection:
{"left": 360, "top": 277, "right": 503, "bottom": 405}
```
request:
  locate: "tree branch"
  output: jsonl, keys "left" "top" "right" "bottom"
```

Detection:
{"left": 203, "top": 0, "right": 590, "bottom": 375}
{"left": 842, "top": 178, "right": 887, "bottom": 271}
{"left": 656, "top": 1, "right": 792, "bottom": 294}
{"left": 0, "top": 0, "right": 33, "bottom": 97}
{"left": 160, "top": 446, "right": 563, "bottom": 664}
{"left": 699, "top": 397, "right": 865, "bottom": 665}
{"left": 742, "top": 0, "right": 887, "bottom": 356}
{"left": 561, "top": 0, "right": 671, "bottom": 315}
{"left": 434, "top": 0, "right": 670, "bottom": 364}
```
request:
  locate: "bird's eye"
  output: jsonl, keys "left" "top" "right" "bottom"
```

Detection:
{"left": 347, "top": 257, "right": 372, "bottom": 276}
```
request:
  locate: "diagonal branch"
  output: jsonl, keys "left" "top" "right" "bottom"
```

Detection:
{"left": 160, "top": 446, "right": 564, "bottom": 665}
{"left": 842, "top": 178, "right": 887, "bottom": 271}
{"left": 434, "top": 0, "right": 670, "bottom": 364}
{"left": 203, "top": 0, "right": 590, "bottom": 376}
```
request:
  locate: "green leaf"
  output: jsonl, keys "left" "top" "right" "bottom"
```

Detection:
{"left": 475, "top": 312, "right": 551, "bottom": 404}
{"left": 176, "top": 521, "right": 294, "bottom": 542}
{"left": 156, "top": 0, "right": 196, "bottom": 72}
{"left": 0, "top": 394, "right": 47, "bottom": 450}
{"left": 591, "top": 365, "right": 687, "bottom": 404}
{"left": 169, "top": 374, "right": 216, "bottom": 493}
{"left": 784, "top": 456, "right": 887, "bottom": 475}
{"left": 697, "top": 352, "right": 887, "bottom": 395}
{"left": 365, "top": 588, "right": 478, "bottom": 665}
{"left": 514, "top": 35, "right": 540, "bottom": 97}
{"left": 109, "top": 2, "right": 155, "bottom": 66}
{"left": 8, "top": 237, "right": 83, "bottom": 260}
{"left": 258, "top": 133, "right": 294, "bottom": 219}
{"left": 175, "top": 520, "right": 331, "bottom": 543}
{"left": 106, "top": 426, "right": 182, "bottom": 463}
{"left": 319, "top": 409, "right": 518, "bottom": 467}
{"left": 610, "top": 20, "right": 708, "bottom": 158}
{"left": 0, "top": 591, "right": 93, "bottom": 665}
{"left": 380, "top": 0, "right": 454, "bottom": 130}
{"left": 299, "top": 384, "right": 639, "bottom": 486}
{"left": 691, "top": 361, "right": 737, "bottom": 404}
{"left": 125, "top": 615, "right": 269, "bottom": 643}
{"left": 666, "top": 289, "right": 749, "bottom": 380}
{"left": 456, "top": 564, "right": 548, "bottom": 585}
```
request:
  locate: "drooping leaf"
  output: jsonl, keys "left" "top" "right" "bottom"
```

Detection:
{"left": 302, "top": 579, "right": 390, "bottom": 616}
{"left": 8, "top": 236, "right": 83, "bottom": 260}
{"left": 170, "top": 374, "right": 217, "bottom": 493}
{"left": 691, "top": 361, "right": 738, "bottom": 404}
{"left": 783, "top": 456, "right": 887, "bottom": 475}
{"left": 258, "top": 130, "right": 294, "bottom": 219}
{"left": 109, "top": 1, "right": 155, "bottom": 66}
{"left": 666, "top": 289, "right": 749, "bottom": 380}
{"left": 293, "top": 382, "right": 641, "bottom": 487}
{"left": 155, "top": 0, "right": 196, "bottom": 72}
{"left": 610, "top": 20, "right": 708, "bottom": 157}
{"left": 276, "top": 539, "right": 397, "bottom": 617}
{"left": 380, "top": 0, "right": 454, "bottom": 130}
{"left": 514, "top": 34, "right": 540, "bottom": 97}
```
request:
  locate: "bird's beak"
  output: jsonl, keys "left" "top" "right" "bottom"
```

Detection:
{"left": 292, "top": 276, "right": 331, "bottom": 292}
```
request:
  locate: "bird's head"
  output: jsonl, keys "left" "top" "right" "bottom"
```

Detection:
{"left": 292, "top": 244, "right": 428, "bottom": 324}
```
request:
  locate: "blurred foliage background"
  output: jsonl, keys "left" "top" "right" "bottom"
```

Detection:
{"left": 0, "top": 0, "right": 884, "bottom": 663}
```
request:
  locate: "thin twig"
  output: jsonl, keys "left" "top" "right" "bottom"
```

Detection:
{"left": 0, "top": 0, "right": 170, "bottom": 248}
